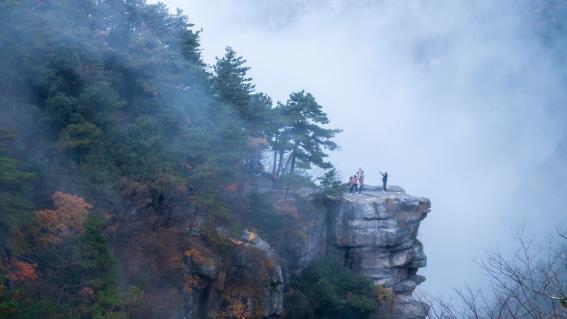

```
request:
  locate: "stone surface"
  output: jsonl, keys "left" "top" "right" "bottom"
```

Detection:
{"left": 285, "top": 203, "right": 328, "bottom": 275}
{"left": 183, "top": 231, "right": 285, "bottom": 319}
{"left": 240, "top": 230, "right": 285, "bottom": 317}
{"left": 327, "top": 185, "right": 430, "bottom": 319}
{"left": 182, "top": 184, "right": 430, "bottom": 319}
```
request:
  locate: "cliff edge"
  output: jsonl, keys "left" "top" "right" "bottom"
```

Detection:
{"left": 145, "top": 184, "right": 431, "bottom": 319}
{"left": 326, "top": 186, "right": 430, "bottom": 318}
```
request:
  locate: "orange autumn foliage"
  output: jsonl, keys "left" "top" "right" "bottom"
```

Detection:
{"left": 79, "top": 287, "right": 95, "bottom": 299}
{"left": 247, "top": 137, "right": 268, "bottom": 149}
{"left": 35, "top": 191, "right": 91, "bottom": 245}
{"left": 7, "top": 258, "right": 38, "bottom": 282}
{"left": 210, "top": 298, "right": 249, "bottom": 319}
{"left": 225, "top": 183, "right": 238, "bottom": 193}
{"left": 134, "top": 228, "right": 185, "bottom": 277}
{"left": 183, "top": 274, "right": 199, "bottom": 292}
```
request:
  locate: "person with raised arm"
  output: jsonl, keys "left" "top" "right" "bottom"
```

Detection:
{"left": 380, "top": 171, "right": 388, "bottom": 192}
{"left": 357, "top": 169, "right": 365, "bottom": 194}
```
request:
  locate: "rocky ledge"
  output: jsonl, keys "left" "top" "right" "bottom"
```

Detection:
{"left": 181, "top": 184, "right": 430, "bottom": 319}
{"left": 327, "top": 185, "right": 430, "bottom": 319}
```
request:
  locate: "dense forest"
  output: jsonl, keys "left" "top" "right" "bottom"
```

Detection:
{"left": 0, "top": 0, "right": 351, "bottom": 318}
{"left": 1, "top": 1, "right": 567, "bottom": 319}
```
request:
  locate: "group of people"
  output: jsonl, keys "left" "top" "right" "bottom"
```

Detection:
{"left": 348, "top": 169, "right": 388, "bottom": 194}
{"left": 348, "top": 168, "right": 365, "bottom": 193}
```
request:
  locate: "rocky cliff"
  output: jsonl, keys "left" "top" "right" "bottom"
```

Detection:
{"left": 152, "top": 184, "right": 430, "bottom": 319}
{"left": 326, "top": 186, "right": 430, "bottom": 319}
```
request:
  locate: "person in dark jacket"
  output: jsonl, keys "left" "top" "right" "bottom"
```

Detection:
{"left": 380, "top": 172, "right": 388, "bottom": 192}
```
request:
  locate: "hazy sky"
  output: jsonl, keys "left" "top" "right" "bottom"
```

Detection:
{"left": 149, "top": 0, "right": 567, "bottom": 296}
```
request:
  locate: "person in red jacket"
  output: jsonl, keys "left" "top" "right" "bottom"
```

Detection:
{"left": 348, "top": 175, "right": 358, "bottom": 193}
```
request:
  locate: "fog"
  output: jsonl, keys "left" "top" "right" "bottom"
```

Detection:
{"left": 150, "top": 0, "right": 567, "bottom": 295}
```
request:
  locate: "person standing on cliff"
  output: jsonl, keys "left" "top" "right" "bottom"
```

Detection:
{"left": 357, "top": 170, "right": 365, "bottom": 194}
{"left": 348, "top": 176, "right": 355, "bottom": 193}
{"left": 349, "top": 175, "right": 359, "bottom": 193}
{"left": 380, "top": 171, "right": 388, "bottom": 192}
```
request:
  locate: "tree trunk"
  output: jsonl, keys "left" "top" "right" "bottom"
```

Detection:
{"left": 283, "top": 152, "right": 294, "bottom": 175}
{"left": 272, "top": 149, "right": 278, "bottom": 175}
{"left": 290, "top": 154, "right": 297, "bottom": 174}
{"left": 284, "top": 144, "right": 298, "bottom": 175}
{"left": 276, "top": 150, "right": 284, "bottom": 175}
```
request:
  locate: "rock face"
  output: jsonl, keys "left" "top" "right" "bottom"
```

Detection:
{"left": 183, "top": 230, "right": 285, "bottom": 319}
{"left": 178, "top": 184, "right": 430, "bottom": 319}
{"left": 326, "top": 185, "right": 430, "bottom": 319}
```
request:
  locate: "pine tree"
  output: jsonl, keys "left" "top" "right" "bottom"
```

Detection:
{"left": 212, "top": 47, "right": 255, "bottom": 122}
{"left": 78, "top": 216, "right": 125, "bottom": 318}
{"left": 278, "top": 91, "right": 341, "bottom": 174}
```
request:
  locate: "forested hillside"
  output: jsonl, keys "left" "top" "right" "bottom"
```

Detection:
{"left": 1, "top": 1, "right": 567, "bottom": 319}
{"left": 0, "top": 1, "right": 345, "bottom": 317}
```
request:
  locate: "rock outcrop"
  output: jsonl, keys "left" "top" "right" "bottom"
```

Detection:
{"left": 128, "top": 184, "right": 430, "bottom": 319}
{"left": 326, "top": 185, "right": 430, "bottom": 319}
{"left": 183, "top": 230, "right": 285, "bottom": 319}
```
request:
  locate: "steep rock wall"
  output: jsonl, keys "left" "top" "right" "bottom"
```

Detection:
{"left": 183, "top": 230, "right": 285, "bottom": 319}
{"left": 326, "top": 186, "right": 430, "bottom": 319}
{"left": 134, "top": 184, "right": 430, "bottom": 319}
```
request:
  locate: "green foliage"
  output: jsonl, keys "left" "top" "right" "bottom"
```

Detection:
{"left": 284, "top": 258, "right": 377, "bottom": 319}
{"left": 0, "top": 0, "right": 344, "bottom": 317}
{"left": 78, "top": 82, "right": 125, "bottom": 121}
{"left": 248, "top": 93, "right": 275, "bottom": 136}
{"left": 213, "top": 47, "right": 255, "bottom": 117}
{"left": 78, "top": 216, "right": 116, "bottom": 290}
{"left": 186, "top": 160, "right": 233, "bottom": 223}
{"left": 45, "top": 94, "right": 77, "bottom": 128}
{"left": 0, "top": 130, "right": 35, "bottom": 232}
{"left": 0, "top": 279, "right": 17, "bottom": 319}
{"left": 6, "top": 299, "right": 73, "bottom": 319}
{"left": 316, "top": 168, "right": 344, "bottom": 198}
{"left": 279, "top": 173, "right": 317, "bottom": 189}
{"left": 59, "top": 122, "right": 102, "bottom": 152}
{"left": 271, "top": 91, "right": 341, "bottom": 175}
{"left": 283, "top": 289, "right": 314, "bottom": 319}
{"left": 246, "top": 192, "right": 284, "bottom": 235}
{"left": 0, "top": 157, "right": 35, "bottom": 188}
{"left": 0, "top": 130, "right": 35, "bottom": 188}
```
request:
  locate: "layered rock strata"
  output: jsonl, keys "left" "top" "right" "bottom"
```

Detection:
{"left": 181, "top": 184, "right": 430, "bottom": 319}
{"left": 327, "top": 186, "right": 430, "bottom": 319}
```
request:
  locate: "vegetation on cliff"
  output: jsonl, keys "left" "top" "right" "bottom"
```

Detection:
{"left": 284, "top": 258, "right": 377, "bottom": 319}
{"left": 1, "top": 0, "right": 565, "bottom": 318}
{"left": 0, "top": 0, "right": 342, "bottom": 317}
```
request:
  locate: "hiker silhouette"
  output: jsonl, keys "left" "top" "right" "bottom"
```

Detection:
{"left": 380, "top": 172, "right": 388, "bottom": 191}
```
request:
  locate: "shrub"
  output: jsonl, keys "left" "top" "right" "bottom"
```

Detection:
{"left": 316, "top": 168, "right": 344, "bottom": 198}
{"left": 284, "top": 258, "right": 377, "bottom": 319}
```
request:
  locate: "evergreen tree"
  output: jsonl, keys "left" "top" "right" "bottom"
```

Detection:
{"left": 77, "top": 216, "right": 125, "bottom": 318}
{"left": 212, "top": 47, "right": 256, "bottom": 122}
{"left": 0, "top": 1, "right": 345, "bottom": 317}
{"left": 248, "top": 92, "right": 274, "bottom": 137}
{"left": 278, "top": 91, "right": 341, "bottom": 174}
{"left": 0, "top": 129, "right": 35, "bottom": 233}
{"left": 284, "top": 258, "right": 377, "bottom": 319}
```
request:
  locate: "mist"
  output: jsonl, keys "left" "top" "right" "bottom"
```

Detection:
{"left": 151, "top": 0, "right": 567, "bottom": 295}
